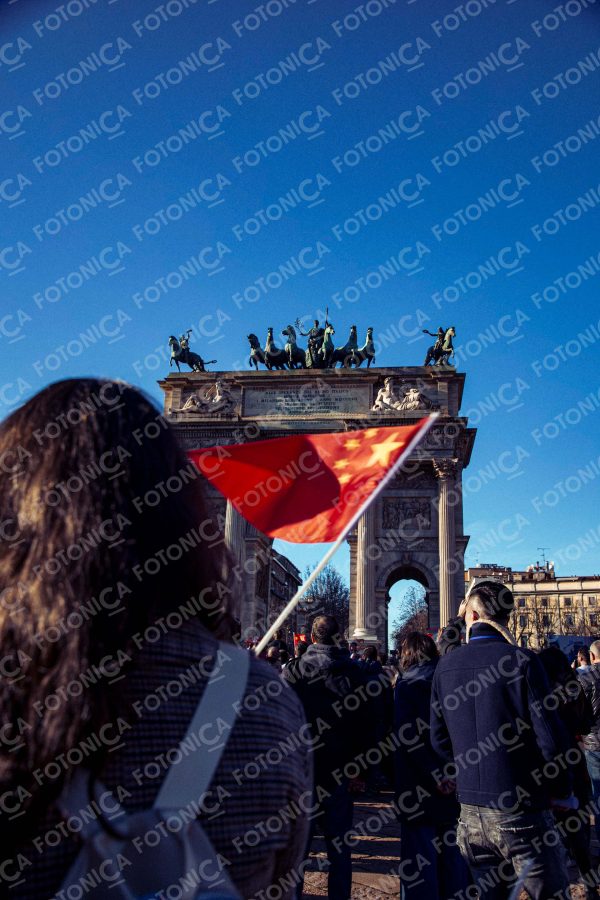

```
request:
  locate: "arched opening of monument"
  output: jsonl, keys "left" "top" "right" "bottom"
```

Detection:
{"left": 386, "top": 567, "right": 429, "bottom": 650}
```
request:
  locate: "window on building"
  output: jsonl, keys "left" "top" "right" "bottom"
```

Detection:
{"left": 542, "top": 614, "right": 550, "bottom": 627}
{"left": 564, "top": 614, "right": 574, "bottom": 626}
{"left": 518, "top": 598, "right": 526, "bottom": 608}
{"left": 590, "top": 597, "right": 597, "bottom": 606}
{"left": 519, "top": 615, "right": 527, "bottom": 627}
{"left": 541, "top": 599, "right": 548, "bottom": 608}
{"left": 564, "top": 597, "right": 572, "bottom": 606}
{"left": 521, "top": 636, "right": 528, "bottom": 648}
{"left": 590, "top": 615, "right": 598, "bottom": 627}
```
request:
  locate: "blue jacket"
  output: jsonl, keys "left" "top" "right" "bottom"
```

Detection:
{"left": 395, "top": 660, "right": 459, "bottom": 825}
{"left": 430, "top": 623, "right": 573, "bottom": 811}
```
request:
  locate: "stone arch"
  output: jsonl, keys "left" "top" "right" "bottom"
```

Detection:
{"left": 377, "top": 559, "right": 435, "bottom": 595}
{"left": 374, "top": 559, "right": 439, "bottom": 648}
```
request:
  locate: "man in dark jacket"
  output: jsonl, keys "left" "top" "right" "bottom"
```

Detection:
{"left": 430, "top": 580, "right": 574, "bottom": 899}
{"left": 578, "top": 639, "right": 600, "bottom": 848}
{"left": 282, "top": 615, "right": 374, "bottom": 899}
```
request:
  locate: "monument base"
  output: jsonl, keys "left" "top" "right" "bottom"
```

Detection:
{"left": 351, "top": 628, "right": 378, "bottom": 644}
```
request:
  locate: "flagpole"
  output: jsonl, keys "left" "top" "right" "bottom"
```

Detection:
{"left": 254, "top": 413, "right": 439, "bottom": 656}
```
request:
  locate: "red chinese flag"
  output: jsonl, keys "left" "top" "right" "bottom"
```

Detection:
{"left": 188, "top": 419, "right": 431, "bottom": 543}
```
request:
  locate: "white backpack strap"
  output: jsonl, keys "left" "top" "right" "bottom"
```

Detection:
{"left": 154, "top": 642, "right": 250, "bottom": 811}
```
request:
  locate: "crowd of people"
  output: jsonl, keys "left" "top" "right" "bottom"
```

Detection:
{"left": 2, "top": 379, "right": 600, "bottom": 900}
{"left": 270, "top": 588, "right": 600, "bottom": 900}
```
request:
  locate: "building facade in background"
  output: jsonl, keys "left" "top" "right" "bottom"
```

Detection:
{"left": 465, "top": 563, "right": 600, "bottom": 649}
{"left": 269, "top": 550, "right": 302, "bottom": 644}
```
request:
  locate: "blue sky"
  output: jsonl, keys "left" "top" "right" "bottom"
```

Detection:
{"left": 1, "top": 0, "right": 600, "bottom": 584}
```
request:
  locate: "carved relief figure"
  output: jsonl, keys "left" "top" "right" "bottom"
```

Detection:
{"left": 396, "top": 384, "right": 434, "bottom": 411}
{"left": 373, "top": 379, "right": 435, "bottom": 413}
{"left": 382, "top": 498, "right": 431, "bottom": 530}
{"left": 181, "top": 380, "right": 236, "bottom": 414}
{"left": 372, "top": 377, "right": 402, "bottom": 412}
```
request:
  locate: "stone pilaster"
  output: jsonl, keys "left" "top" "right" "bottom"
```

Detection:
{"left": 223, "top": 500, "right": 246, "bottom": 621}
{"left": 240, "top": 524, "right": 271, "bottom": 642}
{"left": 434, "top": 459, "right": 458, "bottom": 627}
{"left": 351, "top": 505, "right": 378, "bottom": 643}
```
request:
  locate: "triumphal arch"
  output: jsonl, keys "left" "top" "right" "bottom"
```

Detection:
{"left": 159, "top": 366, "right": 475, "bottom": 647}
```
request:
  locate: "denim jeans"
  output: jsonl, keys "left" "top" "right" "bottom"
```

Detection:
{"left": 585, "top": 748, "right": 600, "bottom": 847}
{"left": 456, "top": 804, "right": 569, "bottom": 900}
{"left": 400, "top": 822, "right": 470, "bottom": 900}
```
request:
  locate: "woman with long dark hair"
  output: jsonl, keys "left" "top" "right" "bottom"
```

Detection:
{"left": 0, "top": 378, "right": 310, "bottom": 899}
{"left": 394, "top": 632, "right": 469, "bottom": 899}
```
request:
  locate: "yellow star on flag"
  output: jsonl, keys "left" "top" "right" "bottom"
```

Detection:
{"left": 344, "top": 438, "right": 361, "bottom": 450}
{"left": 338, "top": 472, "right": 352, "bottom": 485}
{"left": 333, "top": 459, "right": 350, "bottom": 469}
{"left": 365, "top": 431, "right": 406, "bottom": 467}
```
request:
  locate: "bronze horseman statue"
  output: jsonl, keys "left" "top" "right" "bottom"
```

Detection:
{"left": 423, "top": 326, "right": 455, "bottom": 366}
{"left": 168, "top": 330, "right": 216, "bottom": 372}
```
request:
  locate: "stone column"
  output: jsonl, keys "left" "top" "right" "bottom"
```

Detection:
{"left": 351, "top": 505, "right": 378, "bottom": 643}
{"left": 223, "top": 500, "right": 246, "bottom": 621}
{"left": 242, "top": 525, "right": 271, "bottom": 643}
{"left": 434, "top": 459, "right": 458, "bottom": 627}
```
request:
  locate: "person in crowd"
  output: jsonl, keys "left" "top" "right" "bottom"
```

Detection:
{"left": 578, "top": 639, "right": 600, "bottom": 852}
{"left": 266, "top": 644, "right": 283, "bottom": 671}
{"left": 355, "top": 646, "right": 388, "bottom": 789}
{"left": 431, "top": 580, "right": 575, "bottom": 899}
{"left": 395, "top": 632, "right": 470, "bottom": 899}
{"left": 357, "top": 644, "right": 383, "bottom": 676}
{"left": 380, "top": 650, "right": 399, "bottom": 688}
{"left": 282, "top": 615, "right": 373, "bottom": 899}
{"left": 0, "top": 378, "right": 311, "bottom": 900}
{"left": 576, "top": 646, "right": 592, "bottom": 672}
{"left": 538, "top": 646, "right": 594, "bottom": 897}
{"left": 437, "top": 615, "right": 465, "bottom": 655}
{"left": 279, "top": 648, "right": 290, "bottom": 667}
{"left": 284, "top": 639, "right": 308, "bottom": 678}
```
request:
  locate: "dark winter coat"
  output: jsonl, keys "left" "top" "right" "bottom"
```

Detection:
{"left": 430, "top": 622, "right": 573, "bottom": 811}
{"left": 394, "top": 659, "right": 459, "bottom": 825}
{"left": 579, "top": 663, "right": 600, "bottom": 750}
{"left": 282, "top": 642, "right": 375, "bottom": 792}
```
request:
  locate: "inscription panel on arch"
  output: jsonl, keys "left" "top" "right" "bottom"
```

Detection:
{"left": 242, "top": 383, "right": 371, "bottom": 417}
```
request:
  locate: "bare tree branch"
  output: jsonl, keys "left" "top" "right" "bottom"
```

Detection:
{"left": 300, "top": 563, "right": 350, "bottom": 634}
{"left": 390, "top": 585, "right": 428, "bottom": 649}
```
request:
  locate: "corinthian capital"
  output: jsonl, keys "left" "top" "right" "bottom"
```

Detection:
{"left": 433, "top": 458, "right": 458, "bottom": 480}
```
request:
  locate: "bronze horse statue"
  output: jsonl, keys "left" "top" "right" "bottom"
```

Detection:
{"left": 423, "top": 326, "right": 455, "bottom": 366}
{"left": 247, "top": 333, "right": 267, "bottom": 370}
{"left": 331, "top": 325, "right": 359, "bottom": 368}
{"left": 169, "top": 335, "right": 215, "bottom": 373}
{"left": 281, "top": 325, "right": 306, "bottom": 369}
{"left": 350, "top": 327, "right": 376, "bottom": 368}
{"left": 305, "top": 323, "right": 335, "bottom": 368}
{"left": 264, "top": 327, "right": 288, "bottom": 370}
